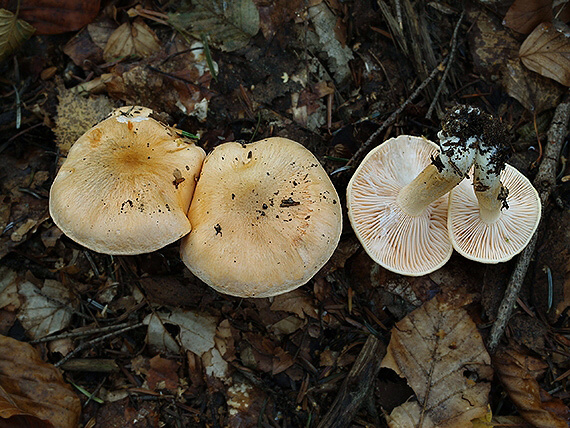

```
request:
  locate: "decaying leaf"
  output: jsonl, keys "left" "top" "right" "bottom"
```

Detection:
{"left": 0, "top": 0, "right": 100, "bottom": 35}
{"left": 103, "top": 19, "right": 161, "bottom": 62}
{"left": 519, "top": 21, "right": 570, "bottom": 86}
{"left": 0, "top": 334, "right": 81, "bottom": 428}
{"left": 0, "top": 8, "right": 35, "bottom": 63}
{"left": 105, "top": 38, "right": 215, "bottom": 120}
{"left": 493, "top": 347, "right": 568, "bottom": 428}
{"left": 466, "top": 7, "right": 520, "bottom": 77}
{"left": 381, "top": 295, "right": 493, "bottom": 428}
{"left": 17, "top": 278, "right": 75, "bottom": 339}
{"left": 168, "top": 0, "right": 260, "bottom": 52}
{"left": 502, "top": 58, "right": 565, "bottom": 112}
{"left": 306, "top": 2, "right": 354, "bottom": 84}
{"left": 143, "top": 309, "right": 229, "bottom": 379}
{"left": 503, "top": 0, "right": 553, "bottom": 34}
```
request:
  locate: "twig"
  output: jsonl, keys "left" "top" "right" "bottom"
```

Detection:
{"left": 341, "top": 57, "right": 447, "bottom": 171}
{"left": 486, "top": 91, "right": 570, "bottom": 353}
{"left": 426, "top": 11, "right": 464, "bottom": 120}
{"left": 316, "top": 335, "right": 385, "bottom": 428}
{"left": 55, "top": 322, "right": 145, "bottom": 368}
{"left": 31, "top": 322, "right": 133, "bottom": 344}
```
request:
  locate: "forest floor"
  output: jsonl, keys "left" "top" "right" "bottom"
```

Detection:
{"left": 0, "top": 0, "right": 569, "bottom": 427}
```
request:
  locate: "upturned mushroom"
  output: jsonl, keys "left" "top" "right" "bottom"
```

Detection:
{"left": 49, "top": 106, "right": 206, "bottom": 255}
{"left": 180, "top": 137, "right": 342, "bottom": 298}
{"left": 346, "top": 105, "right": 482, "bottom": 276}
{"left": 447, "top": 112, "right": 541, "bottom": 263}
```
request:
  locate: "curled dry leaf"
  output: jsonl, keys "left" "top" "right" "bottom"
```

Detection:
{"left": 103, "top": 19, "right": 161, "bottom": 62}
{"left": 0, "top": 334, "right": 80, "bottom": 428}
{"left": 503, "top": 0, "right": 553, "bottom": 34}
{"left": 0, "top": 0, "right": 99, "bottom": 35}
{"left": 492, "top": 347, "right": 568, "bottom": 428}
{"left": 0, "top": 8, "right": 35, "bottom": 63}
{"left": 519, "top": 21, "right": 570, "bottom": 86}
{"left": 381, "top": 295, "right": 493, "bottom": 428}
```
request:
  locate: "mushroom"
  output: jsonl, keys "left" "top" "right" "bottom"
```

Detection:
{"left": 180, "top": 137, "right": 342, "bottom": 298}
{"left": 346, "top": 106, "right": 481, "bottom": 276}
{"left": 49, "top": 106, "right": 206, "bottom": 255}
{"left": 447, "top": 113, "right": 541, "bottom": 263}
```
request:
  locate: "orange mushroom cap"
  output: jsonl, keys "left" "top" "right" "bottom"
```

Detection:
{"left": 49, "top": 106, "right": 206, "bottom": 255}
{"left": 180, "top": 137, "right": 342, "bottom": 298}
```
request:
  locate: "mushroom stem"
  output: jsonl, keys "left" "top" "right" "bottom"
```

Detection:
{"left": 472, "top": 116, "right": 511, "bottom": 224}
{"left": 397, "top": 132, "right": 477, "bottom": 217}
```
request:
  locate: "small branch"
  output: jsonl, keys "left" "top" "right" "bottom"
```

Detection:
{"left": 317, "top": 335, "right": 385, "bottom": 428}
{"left": 426, "top": 11, "right": 464, "bottom": 120}
{"left": 55, "top": 322, "right": 145, "bottom": 368}
{"left": 486, "top": 91, "right": 570, "bottom": 353}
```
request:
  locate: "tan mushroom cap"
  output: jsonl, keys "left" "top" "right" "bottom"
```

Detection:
{"left": 347, "top": 135, "right": 453, "bottom": 276}
{"left": 180, "top": 137, "right": 342, "bottom": 298}
{"left": 447, "top": 164, "right": 541, "bottom": 263}
{"left": 49, "top": 106, "right": 206, "bottom": 255}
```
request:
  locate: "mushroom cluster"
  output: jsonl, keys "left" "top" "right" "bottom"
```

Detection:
{"left": 347, "top": 105, "right": 541, "bottom": 276}
{"left": 49, "top": 110, "right": 342, "bottom": 298}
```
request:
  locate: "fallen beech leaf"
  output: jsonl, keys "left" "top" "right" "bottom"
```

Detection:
{"left": 0, "top": 8, "right": 35, "bottom": 63}
{"left": 493, "top": 347, "right": 568, "bottom": 428}
{"left": 381, "top": 295, "right": 493, "bottom": 428}
{"left": 519, "top": 21, "right": 570, "bottom": 86}
{"left": 0, "top": 334, "right": 80, "bottom": 428}
{"left": 103, "top": 19, "right": 161, "bottom": 62}
{"left": 0, "top": 0, "right": 100, "bottom": 35}
{"left": 504, "top": 0, "right": 552, "bottom": 34}
{"left": 168, "top": 0, "right": 260, "bottom": 52}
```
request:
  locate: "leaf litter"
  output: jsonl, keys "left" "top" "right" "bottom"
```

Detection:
{"left": 0, "top": 0, "right": 569, "bottom": 426}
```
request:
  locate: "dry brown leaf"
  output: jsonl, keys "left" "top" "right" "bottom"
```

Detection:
{"left": 270, "top": 288, "right": 318, "bottom": 319}
{"left": 103, "top": 19, "right": 160, "bottom": 62}
{"left": 0, "top": 0, "right": 99, "bottom": 35}
{"left": 493, "top": 347, "right": 568, "bottom": 428}
{"left": 381, "top": 295, "right": 493, "bottom": 428}
{"left": 519, "top": 21, "right": 570, "bottom": 86}
{"left": 504, "top": 0, "right": 553, "bottom": 34}
{"left": 0, "top": 334, "right": 80, "bottom": 428}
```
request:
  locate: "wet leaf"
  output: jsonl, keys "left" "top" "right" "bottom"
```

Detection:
{"left": 519, "top": 21, "right": 570, "bottom": 86}
{"left": 103, "top": 19, "right": 161, "bottom": 62}
{"left": 493, "top": 347, "right": 568, "bottom": 428}
{"left": 17, "top": 278, "right": 75, "bottom": 339}
{"left": 381, "top": 295, "right": 493, "bottom": 428}
{"left": 0, "top": 0, "right": 100, "bottom": 35}
{"left": 502, "top": 58, "right": 565, "bottom": 112}
{"left": 0, "top": 334, "right": 81, "bottom": 428}
{"left": 168, "top": 0, "right": 260, "bottom": 52}
{"left": 0, "top": 8, "right": 35, "bottom": 63}
{"left": 504, "top": 0, "right": 553, "bottom": 34}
